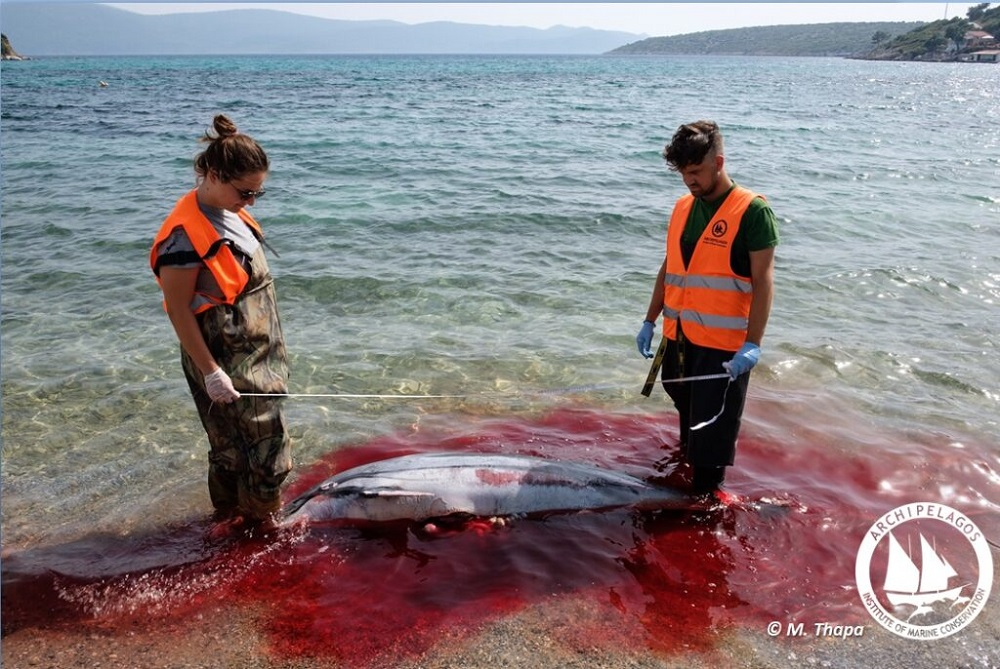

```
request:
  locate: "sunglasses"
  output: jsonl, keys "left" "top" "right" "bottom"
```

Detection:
{"left": 230, "top": 183, "right": 266, "bottom": 200}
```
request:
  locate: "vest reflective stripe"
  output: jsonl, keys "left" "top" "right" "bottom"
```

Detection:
{"left": 188, "top": 293, "right": 217, "bottom": 314}
{"left": 662, "top": 307, "right": 750, "bottom": 331}
{"left": 661, "top": 186, "right": 760, "bottom": 352}
{"left": 150, "top": 189, "right": 262, "bottom": 314}
{"left": 663, "top": 273, "right": 752, "bottom": 293}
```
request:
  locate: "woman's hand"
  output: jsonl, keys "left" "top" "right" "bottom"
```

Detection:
{"left": 204, "top": 367, "right": 240, "bottom": 403}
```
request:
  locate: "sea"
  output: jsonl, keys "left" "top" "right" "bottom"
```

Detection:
{"left": 1, "top": 55, "right": 998, "bottom": 668}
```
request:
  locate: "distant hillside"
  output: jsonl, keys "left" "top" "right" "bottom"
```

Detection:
{"left": 2, "top": 33, "right": 28, "bottom": 60}
{"left": 0, "top": 3, "right": 642, "bottom": 55}
{"left": 863, "top": 3, "right": 1000, "bottom": 60}
{"left": 609, "top": 22, "right": 925, "bottom": 57}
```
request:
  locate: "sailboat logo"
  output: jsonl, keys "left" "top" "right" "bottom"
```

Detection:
{"left": 855, "top": 502, "right": 993, "bottom": 640}
{"left": 882, "top": 532, "right": 969, "bottom": 619}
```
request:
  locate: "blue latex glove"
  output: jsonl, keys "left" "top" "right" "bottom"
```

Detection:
{"left": 636, "top": 320, "right": 655, "bottom": 359}
{"left": 723, "top": 342, "right": 760, "bottom": 379}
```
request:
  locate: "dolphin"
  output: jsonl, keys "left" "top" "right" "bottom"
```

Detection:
{"left": 280, "top": 451, "right": 696, "bottom": 526}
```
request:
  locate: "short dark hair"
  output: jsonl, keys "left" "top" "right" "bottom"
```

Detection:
{"left": 662, "top": 120, "right": 723, "bottom": 170}
{"left": 193, "top": 114, "right": 269, "bottom": 183}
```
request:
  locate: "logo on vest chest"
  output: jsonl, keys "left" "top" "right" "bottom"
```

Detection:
{"left": 703, "top": 219, "right": 731, "bottom": 248}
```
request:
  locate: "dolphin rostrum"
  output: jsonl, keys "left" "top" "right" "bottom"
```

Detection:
{"left": 280, "top": 451, "right": 695, "bottom": 526}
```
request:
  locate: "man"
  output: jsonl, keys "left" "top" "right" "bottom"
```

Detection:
{"left": 636, "top": 120, "right": 778, "bottom": 495}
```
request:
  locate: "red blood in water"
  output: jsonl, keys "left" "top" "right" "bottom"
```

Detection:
{"left": 3, "top": 407, "right": 996, "bottom": 666}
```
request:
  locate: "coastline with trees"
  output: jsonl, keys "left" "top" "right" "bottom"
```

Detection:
{"left": 864, "top": 2, "right": 999, "bottom": 61}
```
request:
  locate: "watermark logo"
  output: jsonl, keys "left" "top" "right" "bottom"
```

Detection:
{"left": 856, "top": 502, "right": 993, "bottom": 639}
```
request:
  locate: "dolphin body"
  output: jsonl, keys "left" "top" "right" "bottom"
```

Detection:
{"left": 280, "top": 451, "right": 694, "bottom": 526}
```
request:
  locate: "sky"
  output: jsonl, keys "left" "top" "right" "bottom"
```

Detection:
{"left": 105, "top": 3, "right": 983, "bottom": 37}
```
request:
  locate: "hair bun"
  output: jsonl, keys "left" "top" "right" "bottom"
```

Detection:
{"left": 212, "top": 114, "right": 239, "bottom": 139}
{"left": 193, "top": 114, "right": 269, "bottom": 181}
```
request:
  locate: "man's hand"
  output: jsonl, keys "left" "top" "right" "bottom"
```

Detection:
{"left": 723, "top": 343, "right": 760, "bottom": 379}
{"left": 636, "top": 320, "right": 656, "bottom": 358}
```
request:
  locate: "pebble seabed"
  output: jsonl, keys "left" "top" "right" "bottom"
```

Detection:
{"left": 3, "top": 587, "right": 998, "bottom": 669}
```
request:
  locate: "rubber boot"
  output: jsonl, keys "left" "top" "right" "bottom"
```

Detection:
{"left": 691, "top": 466, "right": 726, "bottom": 495}
{"left": 208, "top": 464, "right": 240, "bottom": 518}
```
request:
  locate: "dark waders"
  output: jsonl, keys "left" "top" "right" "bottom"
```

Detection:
{"left": 181, "top": 246, "right": 291, "bottom": 521}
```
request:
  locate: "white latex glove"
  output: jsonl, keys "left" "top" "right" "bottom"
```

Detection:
{"left": 204, "top": 367, "right": 240, "bottom": 403}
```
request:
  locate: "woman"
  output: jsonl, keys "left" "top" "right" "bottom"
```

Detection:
{"left": 151, "top": 114, "right": 291, "bottom": 527}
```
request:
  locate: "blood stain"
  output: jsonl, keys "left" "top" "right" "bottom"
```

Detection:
{"left": 3, "top": 407, "right": 995, "bottom": 666}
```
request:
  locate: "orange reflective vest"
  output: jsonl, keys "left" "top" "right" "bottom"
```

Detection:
{"left": 150, "top": 189, "right": 262, "bottom": 314}
{"left": 662, "top": 186, "right": 760, "bottom": 352}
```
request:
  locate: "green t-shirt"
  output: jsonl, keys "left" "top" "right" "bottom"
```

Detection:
{"left": 680, "top": 184, "right": 780, "bottom": 278}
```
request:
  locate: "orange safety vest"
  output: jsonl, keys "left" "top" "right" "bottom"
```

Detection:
{"left": 662, "top": 186, "right": 760, "bottom": 352}
{"left": 150, "top": 189, "right": 263, "bottom": 314}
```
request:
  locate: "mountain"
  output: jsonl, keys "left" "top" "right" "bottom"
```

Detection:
{"left": 2, "top": 33, "right": 28, "bottom": 60}
{"left": 608, "top": 22, "right": 926, "bottom": 57}
{"left": 0, "top": 3, "right": 643, "bottom": 55}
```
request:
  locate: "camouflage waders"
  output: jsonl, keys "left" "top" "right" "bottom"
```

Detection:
{"left": 181, "top": 245, "right": 291, "bottom": 521}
